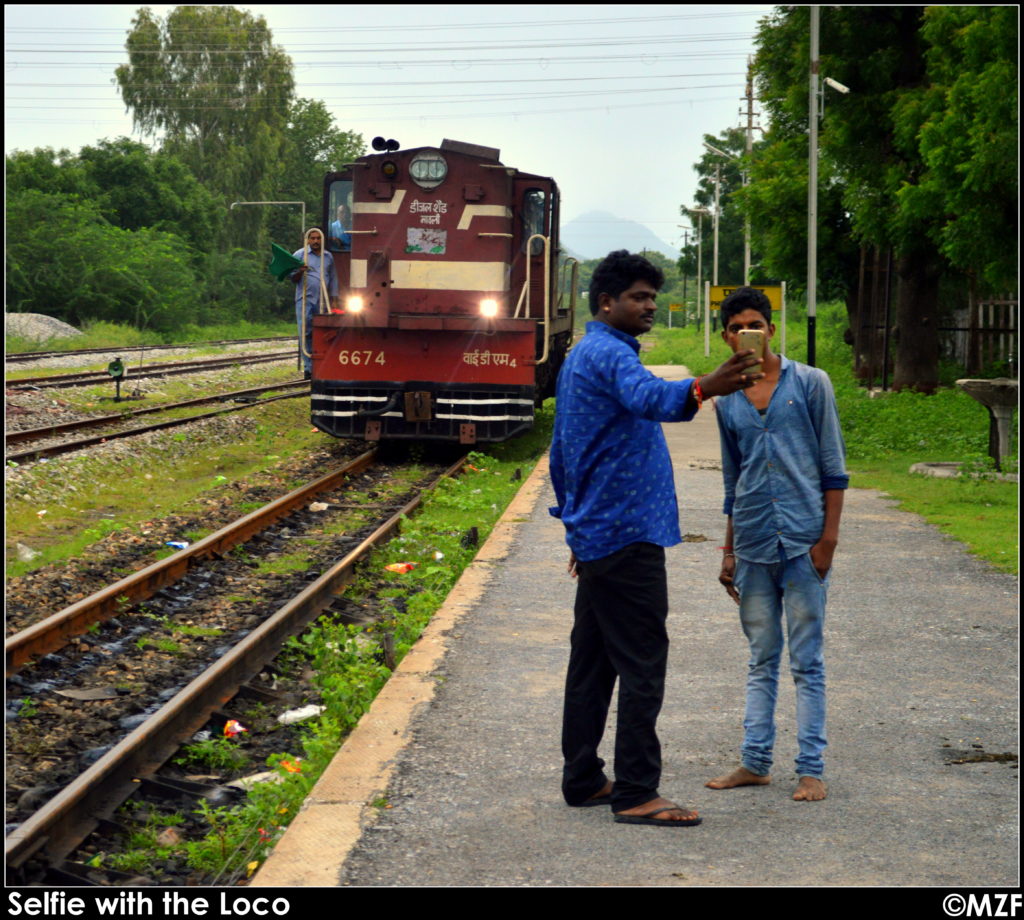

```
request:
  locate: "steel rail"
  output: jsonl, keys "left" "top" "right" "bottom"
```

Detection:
{"left": 6, "top": 388, "right": 309, "bottom": 464}
{"left": 4, "top": 453, "right": 467, "bottom": 874}
{"left": 5, "top": 449, "right": 377, "bottom": 676}
{"left": 5, "top": 379, "right": 309, "bottom": 446}
{"left": 5, "top": 352, "right": 294, "bottom": 390}
{"left": 5, "top": 336, "right": 294, "bottom": 364}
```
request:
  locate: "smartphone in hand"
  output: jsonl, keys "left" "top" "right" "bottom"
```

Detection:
{"left": 736, "top": 329, "right": 765, "bottom": 375}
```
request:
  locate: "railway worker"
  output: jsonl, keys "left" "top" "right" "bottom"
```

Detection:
{"left": 549, "top": 249, "right": 763, "bottom": 828}
{"left": 705, "top": 286, "right": 848, "bottom": 802}
{"left": 329, "top": 204, "right": 352, "bottom": 251}
{"left": 290, "top": 228, "right": 339, "bottom": 379}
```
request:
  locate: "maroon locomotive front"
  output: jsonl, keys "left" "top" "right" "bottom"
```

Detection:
{"left": 311, "top": 139, "right": 576, "bottom": 444}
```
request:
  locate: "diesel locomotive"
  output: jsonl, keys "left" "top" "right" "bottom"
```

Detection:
{"left": 310, "top": 138, "right": 577, "bottom": 444}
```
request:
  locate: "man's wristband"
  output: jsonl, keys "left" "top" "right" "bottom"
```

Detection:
{"left": 692, "top": 376, "right": 705, "bottom": 409}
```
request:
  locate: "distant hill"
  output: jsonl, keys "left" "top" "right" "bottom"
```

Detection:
{"left": 561, "top": 210, "right": 679, "bottom": 261}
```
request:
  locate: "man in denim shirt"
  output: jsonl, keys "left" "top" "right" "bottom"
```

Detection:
{"left": 706, "top": 287, "right": 848, "bottom": 802}
{"left": 550, "top": 251, "right": 760, "bottom": 827}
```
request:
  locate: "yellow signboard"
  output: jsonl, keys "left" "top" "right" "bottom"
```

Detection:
{"left": 708, "top": 285, "right": 784, "bottom": 312}
{"left": 669, "top": 303, "right": 683, "bottom": 312}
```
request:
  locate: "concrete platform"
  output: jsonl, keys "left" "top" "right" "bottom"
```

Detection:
{"left": 254, "top": 367, "right": 1018, "bottom": 889}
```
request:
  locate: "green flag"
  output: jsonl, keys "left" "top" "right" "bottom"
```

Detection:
{"left": 268, "top": 243, "right": 304, "bottom": 281}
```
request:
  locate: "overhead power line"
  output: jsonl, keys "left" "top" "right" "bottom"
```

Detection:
{"left": 6, "top": 92, "right": 741, "bottom": 126}
{"left": 6, "top": 82, "right": 740, "bottom": 111}
{"left": 4, "top": 9, "right": 772, "bottom": 36}
{"left": 7, "top": 31, "right": 756, "bottom": 55}
{"left": 6, "top": 71, "right": 743, "bottom": 93}
{"left": 5, "top": 49, "right": 749, "bottom": 70}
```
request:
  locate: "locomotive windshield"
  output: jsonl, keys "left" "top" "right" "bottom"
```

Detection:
{"left": 327, "top": 179, "right": 353, "bottom": 252}
{"left": 522, "top": 188, "right": 547, "bottom": 255}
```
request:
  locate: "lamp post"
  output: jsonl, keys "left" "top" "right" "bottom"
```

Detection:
{"left": 674, "top": 227, "right": 694, "bottom": 330}
{"left": 690, "top": 207, "right": 712, "bottom": 356}
{"left": 703, "top": 141, "right": 750, "bottom": 284}
{"left": 699, "top": 158, "right": 722, "bottom": 287}
{"left": 807, "top": 6, "right": 820, "bottom": 367}
{"left": 807, "top": 6, "right": 851, "bottom": 368}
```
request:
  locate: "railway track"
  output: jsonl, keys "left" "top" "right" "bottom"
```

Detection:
{"left": 5, "top": 336, "right": 295, "bottom": 365}
{"left": 6, "top": 379, "right": 310, "bottom": 464}
{"left": 5, "top": 352, "right": 296, "bottom": 392}
{"left": 6, "top": 448, "right": 468, "bottom": 884}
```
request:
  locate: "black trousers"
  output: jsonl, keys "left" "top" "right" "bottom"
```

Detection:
{"left": 561, "top": 542, "right": 669, "bottom": 811}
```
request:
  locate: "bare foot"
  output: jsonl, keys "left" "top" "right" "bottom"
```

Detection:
{"left": 705, "top": 766, "right": 771, "bottom": 789}
{"left": 793, "top": 776, "right": 827, "bottom": 801}
{"left": 614, "top": 796, "right": 700, "bottom": 826}
{"left": 585, "top": 780, "right": 613, "bottom": 802}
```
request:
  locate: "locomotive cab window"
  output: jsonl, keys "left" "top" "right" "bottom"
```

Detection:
{"left": 409, "top": 152, "right": 447, "bottom": 190}
{"left": 327, "top": 179, "right": 353, "bottom": 252}
{"left": 522, "top": 189, "right": 547, "bottom": 255}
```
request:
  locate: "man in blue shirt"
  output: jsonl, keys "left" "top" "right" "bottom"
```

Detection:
{"left": 550, "top": 250, "right": 761, "bottom": 827}
{"left": 329, "top": 204, "right": 352, "bottom": 251}
{"left": 705, "top": 287, "right": 848, "bottom": 802}
{"left": 290, "top": 228, "right": 339, "bottom": 379}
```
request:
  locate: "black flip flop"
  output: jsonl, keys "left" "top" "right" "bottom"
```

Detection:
{"left": 614, "top": 805, "right": 702, "bottom": 827}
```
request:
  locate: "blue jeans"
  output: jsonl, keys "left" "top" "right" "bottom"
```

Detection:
{"left": 733, "top": 548, "right": 828, "bottom": 778}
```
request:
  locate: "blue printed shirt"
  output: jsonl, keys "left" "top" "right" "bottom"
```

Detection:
{"left": 715, "top": 356, "right": 849, "bottom": 563}
{"left": 548, "top": 321, "right": 698, "bottom": 562}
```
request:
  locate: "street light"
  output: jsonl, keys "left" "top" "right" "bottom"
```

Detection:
{"left": 700, "top": 145, "right": 722, "bottom": 287}
{"left": 690, "top": 206, "right": 712, "bottom": 356}
{"left": 807, "top": 5, "right": 852, "bottom": 367}
{"left": 674, "top": 226, "right": 694, "bottom": 330}
{"left": 703, "top": 141, "right": 751, "bottom": 285}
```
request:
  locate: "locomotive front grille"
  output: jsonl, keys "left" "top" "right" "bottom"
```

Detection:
{"left": 311, "top": 381, "right": 536, "bottom": 443}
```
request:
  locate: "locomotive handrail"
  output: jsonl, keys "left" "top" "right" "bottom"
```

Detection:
{"left": 515, "top": 233, "right": 552, "bottom": 366}
{"left": 559, "top": 257, "right": 580, "bottom": 319}
{"left": 300, "top": 227, "right": 332, "bottom": 361}
{"left": 478, "top": 232, "right": 514, "bottom": 238}
{"left": 347, "top": 228, "right": 379, "bottom": 235}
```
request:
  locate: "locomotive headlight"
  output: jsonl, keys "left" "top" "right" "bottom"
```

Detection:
{"left": 346, "top": 295, "right": 365, "bottom": 313}
{"left": 480, "top": 299, "right": 499, "bottom": 318}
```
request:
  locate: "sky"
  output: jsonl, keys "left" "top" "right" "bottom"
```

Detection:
{"left": 4, "top": 3, "right": 774, "bottom": 252}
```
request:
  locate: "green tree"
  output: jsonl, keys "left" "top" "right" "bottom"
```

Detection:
{"left": 202, "top": 248, "right": 285, "bottom": 325}
{"left": 6, "top": 190, "right": 197, "bottom": 333}
{"left": 748, "top": 6, "right": 953, "bottom": 391}
{"left": 75, "top": 138, "right": 221, "bottom": 256}
{"left": 116, "top": 6, "right": 296, "bottom": 248}
{"left": 269, "top": 98, "right": 364, "bottom": 246}
{"left": 5, "top": 147, "right": 96, "bottom": 200}
{"left": 894, "top": 6, "right": 1018, "bottom": 294}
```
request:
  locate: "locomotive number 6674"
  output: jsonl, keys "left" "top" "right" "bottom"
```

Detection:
{"left": 311, "top": 138, "right": 577, "bottom": 445}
